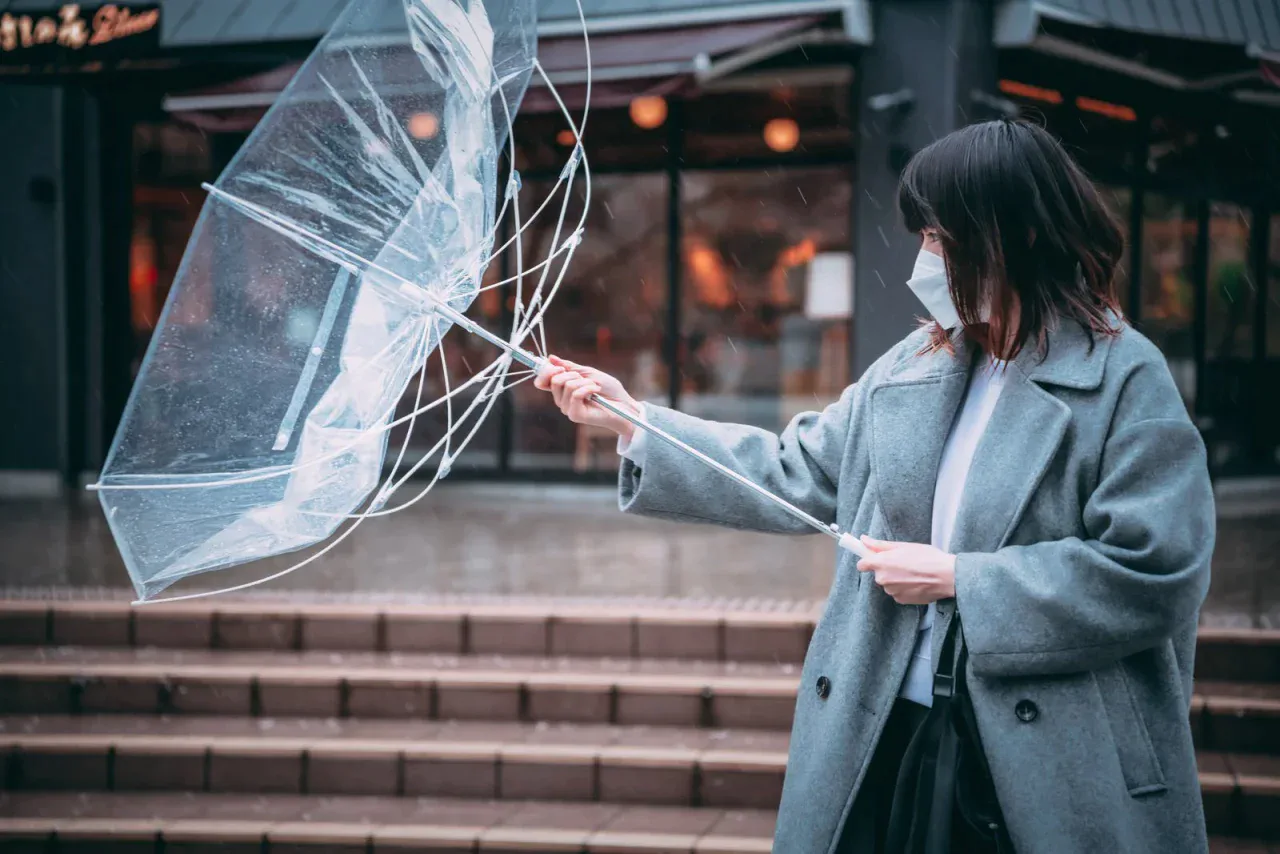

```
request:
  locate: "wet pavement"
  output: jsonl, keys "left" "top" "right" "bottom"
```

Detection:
{"left": 1, "top": 481, "right": 1277, "bottom": 627}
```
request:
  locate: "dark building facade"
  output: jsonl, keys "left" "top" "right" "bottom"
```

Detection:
{"left": 1, "top": 0, "right": 1277, "bottom": 488}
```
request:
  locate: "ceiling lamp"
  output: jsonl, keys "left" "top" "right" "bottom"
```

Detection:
{"left": 629, "top": 95, "right": 668, "bottom": 129}
{"left": 408, "top": 112, "right": 439, "bottom": 140}
{"left": 763, "top": 118, "right": 800, "bottom": 153}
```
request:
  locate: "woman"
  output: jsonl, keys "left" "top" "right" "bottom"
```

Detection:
{"left": 535, "top": 120, "right": 1214, "bottom": 854}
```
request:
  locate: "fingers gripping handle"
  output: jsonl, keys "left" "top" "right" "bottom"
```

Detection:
{"left": 838, "top": 533, "right": 872, "bottom": 559}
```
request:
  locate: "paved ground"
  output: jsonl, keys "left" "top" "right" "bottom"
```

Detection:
{"left": 1, "top": 481, "right": 1277, "bottom": 626}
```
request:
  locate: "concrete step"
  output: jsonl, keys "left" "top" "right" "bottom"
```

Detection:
{"left": 0, "top": 716, "right": 787, "bottom": 809}
{"left": 0, "top": 794, "right": 1274, "bottom": 852}
{"left": 1198, "top": 629, "right": 1280, "bottom": 684}
{"left": 0, "top": 600, "right": 815, "bottom": 664}
{"left": 0, "top": 792, "right": 776, "bottom": 853}
{"left": 0, "top": 719, "right": 1275, "bottom": 837}
{"left": 1196, "top": 682, "right": 1280, "bottom": 754}
{"left": 7, "top": 601, "right": 1280, "bottom": 683}
{"left": 0, "top": 647, "right": 797, "bottom": 730}
{"left": 1201, "top": 751, "right": 1280, "bottom": 841}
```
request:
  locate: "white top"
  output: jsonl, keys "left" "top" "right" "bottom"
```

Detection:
{"left": 899, "top": 359, "right": 1007, "bottom": 706}
{"left": 617, "top": 360, "right": 1008, "bottom": 707}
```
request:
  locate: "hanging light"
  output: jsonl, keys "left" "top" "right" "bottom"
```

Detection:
{"left": 763, "top": 118, "right": 799, "bottom": 153}
{"left": 408, "top": 112, "right": 439, "bottom": 140}
{"left": 629, "top": 95, "right": 668, "bottom": 129}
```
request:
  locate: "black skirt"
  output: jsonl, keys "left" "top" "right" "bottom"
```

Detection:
{"left": 838, "top": 699, "right": 1007, "bottom": 854}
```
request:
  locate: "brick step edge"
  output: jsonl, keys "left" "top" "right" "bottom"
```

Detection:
{"left": 1, "top": 733, "right": 786, "bottom": 809}
{"left": 0, "top": 600, "right": 817, "bottom": 664}
{"left": 0, "top": 818, "right": 1274, "bottom": 853}
{"left": 7, "top": 601, "right": 1280, "bottom": 677}
{"left": 4, "top": 739, "right": 1280, "bottom": 834}
{"left": 0, "top": 664, "right": 798, "bottom": 730}
{"left": 0, "top": 817, "right": 773, "bottom": 853}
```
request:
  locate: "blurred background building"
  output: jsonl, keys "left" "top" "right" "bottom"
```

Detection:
{"left": 1, "top": 0, "right": 1278, "bottom": 489}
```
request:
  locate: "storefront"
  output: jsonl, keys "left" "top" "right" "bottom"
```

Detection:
{"left": 0, "top": 0, "right": 1276, "bottom": 488}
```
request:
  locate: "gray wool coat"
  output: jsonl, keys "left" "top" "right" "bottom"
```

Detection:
{"left": 619, "top": 319, "right": 1215, "bottom": 854}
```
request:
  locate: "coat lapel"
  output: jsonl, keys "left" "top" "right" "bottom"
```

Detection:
{"left": 868, "top": 348, "right": 970, "bottom": 547}
{"left": 931, "top": 319, "right": 1115, "bottom": 662}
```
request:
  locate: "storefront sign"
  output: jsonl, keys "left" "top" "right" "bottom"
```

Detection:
{"left": 0, "top": 4, "right": 160, "bottom": 62}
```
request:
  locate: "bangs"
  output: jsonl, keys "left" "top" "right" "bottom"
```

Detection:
{"left": 896, "top": 150, "right": 943, "bottom": 234}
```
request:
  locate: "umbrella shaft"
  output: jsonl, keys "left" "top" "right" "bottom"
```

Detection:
{"left": 432, "top": 303, "right": 840, "bottom": 542}
{"left": 431, "top": 301, "right": 544, "bottom": 372}
{"left": 590, "top": 395, "right": 842, "bottom": 542}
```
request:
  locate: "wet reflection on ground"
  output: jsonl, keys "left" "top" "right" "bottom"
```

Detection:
{"left": 0, "top": 482, "right": 1276, "bottom": 626}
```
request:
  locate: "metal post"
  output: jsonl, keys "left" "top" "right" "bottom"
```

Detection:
{"left": 851, "top": 0, "right": 997, "bottom": 376}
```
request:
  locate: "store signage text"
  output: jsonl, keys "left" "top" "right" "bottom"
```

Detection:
{"left": 0, "top": 4, "right": 159, "bottom": 55}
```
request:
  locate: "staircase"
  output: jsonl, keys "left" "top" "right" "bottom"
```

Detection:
{"left": 0, "top": 599, "right": 1278, "bottom": 852}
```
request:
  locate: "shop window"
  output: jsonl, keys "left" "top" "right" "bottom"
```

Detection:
{"left": 679, "top": 167, "right": 852, "bottom": 432}
{"left": 1097, "top": 185, "right": 1131, "bottom": 315}
{"left": 682, "top": 79, "right": 852, "bottom": 166}
{"left": 1205, "top": 203, "right": 1254, "bottom": 362}
{"left": 1147, "top": 116, "right": 1271, "bottom": 197}
{"left": 1053, "top": 100, "right": 1141, "bottom": 177}
{"left": 1139, "top": 194, "right": 1197, "bottom": 408}
{"left": 129, "top": 122, "right": 215, "bottom": 376}
{"left": 509, "top": 173, "right": 669, "bottom": 471}
{"left": 512, "top": 99, "right": 669, "bottom": 175}
{"left": 1201, "top": 202, "right": 1259, "bottom": 475}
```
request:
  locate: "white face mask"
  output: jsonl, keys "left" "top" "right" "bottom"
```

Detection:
{"left": 906, "top": 248, "right": 962, "bottom": 329}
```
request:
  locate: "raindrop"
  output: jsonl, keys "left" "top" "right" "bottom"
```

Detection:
{"left": 797, "top": 187, "right": 808, "bottom": 205}
{"left": 877, "top": 226, "right": 890, "bottom": 248}
{"left": 603, "top": 201, "right": 614, "bottom": 219}
{"left": 438, "top": 456, "right": 453, "bottom": 479}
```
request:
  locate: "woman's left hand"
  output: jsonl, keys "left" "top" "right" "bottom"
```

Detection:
{"left": 856, "top": 536, "right": 956, "bottom": 605}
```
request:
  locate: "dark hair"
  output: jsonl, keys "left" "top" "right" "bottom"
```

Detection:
{"left": 897, "top": 119, "right": 1124, "bottom": 360}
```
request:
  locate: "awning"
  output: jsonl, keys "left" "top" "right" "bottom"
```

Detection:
{"left": 996, "top": 0, "right": 1280, "bottom": 104}
{"left": 164, "top": 6, "right": 866, "bottom": 125}
{"left": 148, "top": 0, "right": 869, "bottom": 48}
{"left": 997, "top": 0, "right": 1280, "bottom": 58}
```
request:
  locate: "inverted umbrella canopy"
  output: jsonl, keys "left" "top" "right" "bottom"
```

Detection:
{"left": 96, "top": 0, "right": 537, "bottom": 600}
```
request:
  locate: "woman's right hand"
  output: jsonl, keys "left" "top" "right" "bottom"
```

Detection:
{"left": 534, "top": 355, "right": 641, "bottom": 441}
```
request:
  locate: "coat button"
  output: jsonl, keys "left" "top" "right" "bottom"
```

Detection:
{"left": 816, "top": 676, "right": 832, "bottom": 699}
{"left": 1015, "top": 699, "right": 1038, "bottom": 723}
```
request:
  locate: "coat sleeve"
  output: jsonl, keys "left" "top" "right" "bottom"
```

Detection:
{"left": 617, "top": 382, "right": 861, "bottom": 535}
{"left": 953, "top": 415, "right": 1215, "bottom": 678}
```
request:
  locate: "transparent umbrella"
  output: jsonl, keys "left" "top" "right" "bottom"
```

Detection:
{"left": 94, "top": 0, "right": 569, "bottom": 600}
